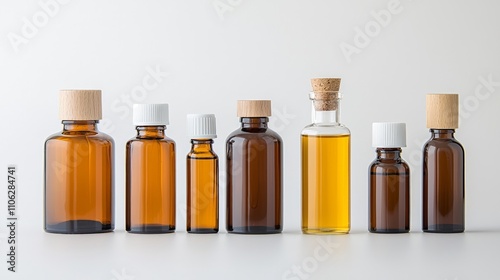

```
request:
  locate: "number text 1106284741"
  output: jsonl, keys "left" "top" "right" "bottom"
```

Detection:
{"left": 7, "top": 166, "right": 17, "bottom": 272}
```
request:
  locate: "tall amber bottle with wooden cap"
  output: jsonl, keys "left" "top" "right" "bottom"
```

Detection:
{"left": 45, "top": 90, "right": 114, "bottom": 234}
{"left": 423, "top": 94, "right": 465, "bottom": 233}
{"left": 226, "top": 100, "right": 283, "bottom": 234}
{"left": 301, "top": 78, "right": 350, "bottom": 234}
{"left": 126, "top": 104, "right": 175, "bottom": 233}
{"left": 186, "top": 114, "right": 219, "bottom": 233}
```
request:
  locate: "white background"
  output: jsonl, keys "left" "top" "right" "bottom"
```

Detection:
{"left": 1, "top": 0, "right": 500, "bottom": 279}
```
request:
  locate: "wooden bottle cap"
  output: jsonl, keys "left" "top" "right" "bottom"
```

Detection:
{"left": 426, "top": 94, "right": 459, "bottom": 129}
{"left": 237, "top": 100, "right": 272, "bottom": 117}
{"left": 310, "top": 78, "right": 342, "bottom": 111}
{"left": 59, "top": 90, "right": 102, "bottom": 120}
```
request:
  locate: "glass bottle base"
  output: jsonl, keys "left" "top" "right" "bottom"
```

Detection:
{"left": 126, "top": 224, "right": 175, "bottom": 234}
{"left": 423, "top": 224, "right": 464, "bottom": 233}
{"left": 45, "top": 220, "right": 113, "bottom": 234}
{"left": 187, "top": 228, "right": 219, "bottom": 234}
{"left": 369, "top": 228, "right": 409, "bottom": 234}
{"left": 302, "top": 227, "right": 350, "bottom": 235}
{"left": 227, "top": 226, "right": 282, "bottom": 234}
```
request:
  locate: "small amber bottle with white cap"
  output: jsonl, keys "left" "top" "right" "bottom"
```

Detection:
{"left": 369, "top": 122, "right": 410, "bottom": 233}
{"left": 126, "top": 104, "right": 176, "bottom": 233}
{"left": 423, "top": 94, "right": 465, "bottom": 233}
{"left": 45, "top": 90, "right": 114, "bottom": 234}
{"left": 226, "top": 100, "right": 283, "bottom": 234}
{"left": 186, "top": 114, "right": 219, "bottom": 233}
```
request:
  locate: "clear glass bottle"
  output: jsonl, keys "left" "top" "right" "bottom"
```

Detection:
{"left": 226, "top": 100, "right": 283, "bottom": 234}
{"left": 369, "top": 122, "right": 410, "bottom": 233}
{"left": 186, "top": 114, "right": 219, "bottom": 233}
{"left": 301, "top": 78, "right": 350, "bottom": 234}
{"left": 126, "top": 104, "right": 175, "bottom": 233}
{"left": 423, "top": 94, "right": 465, "bottom": 233}
{"left": 45, "top": 90, "right": 114, "bottom": 234}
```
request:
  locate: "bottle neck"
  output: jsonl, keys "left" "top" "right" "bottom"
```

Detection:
{"left": 136, "top": 125, "right": 166, "bottom": 139}
{"left": 191, "top": 139, "right": 214, "bottom": 152}
{"left": 62, "top": 120, "right": 98, "bottom": 132}
{"left": 429, "top": 129, "right": 455, "bottom": 139}
{"left": 312, "top": 110, "right": 340, "bottom": 124}
{"left": 376, "top": 148, "right": 402, "bottom": 161}
{"left": 311, "top": 100, "right": 341, "bottom": 125}
{"left": 240, "top": 117, "right": 268, "bottom": 130}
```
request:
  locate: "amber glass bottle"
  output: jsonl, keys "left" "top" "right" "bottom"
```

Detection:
{"left": 45, "top": 90, "right": 114, "bottom": 234}
{"left": 226, "top": 100, "right": 283, "bottom": 234}
{"left": 302, "top": 78, "right": 350, "bottom": 234}
{"left": 186, "top": 114, "right": 219, "bottom": 233}
{"left": 126, "top": 104, "right": 175, "bottom": 233}
{"left": 423, "top": 94, "right": 465, "bottom": 233}
{"left": 369, "top": 122, "right": 410, "bottom": 233}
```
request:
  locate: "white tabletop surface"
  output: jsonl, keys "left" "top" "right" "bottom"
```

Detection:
{"left": 2, "top": 226, "right": 499, "bottom": 280}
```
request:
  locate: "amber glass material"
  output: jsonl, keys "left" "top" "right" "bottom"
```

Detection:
{"left": 226, "top": 117, "right": 283, "bottom": 234}
{"left": 45, "top": 120, "right": 114, "bottom": 234}
{"left": 369, "top": 148, "right": 410, "bottom": 233}
{"left": 187, "top": 139, "right": 219, "bottom": 233}
{"left": 126, "top": 126, "right": 175, "bottom": 233}
{"left": 423, "top": 129, "right": 465, "bottom": 233}
{"left": 302, "top": 135, "right": 350, "bottom": 234}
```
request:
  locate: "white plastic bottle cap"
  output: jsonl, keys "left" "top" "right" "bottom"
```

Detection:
{"left": 133, "top": 104, "right": 169, "bottom": 126}
{"left": 187, "top": 114, "right": 217, "bottom": 139}
{"left": 372, "top": 122, "right": 406, "bottom": 148}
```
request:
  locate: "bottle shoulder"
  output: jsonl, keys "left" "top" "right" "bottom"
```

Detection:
{"left": 423, "top": 137, "right": 464, "bottom": 153}
{"left": 45, "top": 130, "right": 114, "bottom": 145}
{"left": 187, "top": 149, "right": 219, "bottom": 160}
{"left": 369, "top": 159, "right": 410, "bottom": 174}
{"left": 301, "top": 124, "right": 350, "bottom": 136}
{"left": 127, "top": 136, "right": 175, "bottom": 146}
{"left": 226, "top": 127, "right": 283, "bottom": 142}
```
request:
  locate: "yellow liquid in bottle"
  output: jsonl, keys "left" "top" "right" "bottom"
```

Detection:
{"left": 301, "top": 134, "right": 350, "bottom": 234}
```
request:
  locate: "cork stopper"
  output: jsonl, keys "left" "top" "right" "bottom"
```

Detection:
{"left": 237, "top": 100, "right": 271, "bottom": 117}
{"left": 310, "top": 78, "right": 341, "bottom": 111}
{"left": 426, "top": 94, "right": 459, "bottom": 129}
{"left": 59, "top": 90, "right": 102, "bottom": 120}
{"left": 311, "top": 78, "right": 341, "bottom": 92}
